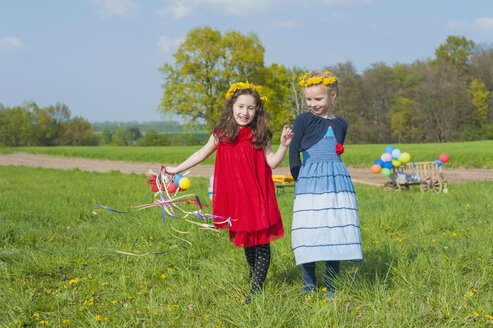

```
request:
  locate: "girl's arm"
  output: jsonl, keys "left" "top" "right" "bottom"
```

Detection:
{"left": 263, "top": 125, "right": 294, "bottom": 169}
{"left": 289, "top": 116, "right": 303, "bottom": 180}
{"left": 165, "top": 134, "right": 218, "bottom": 174}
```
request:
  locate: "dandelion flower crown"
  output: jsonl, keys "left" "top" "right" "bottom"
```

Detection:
{"left": 299, "top": 71, "right": 337, "bottom": 87}
{"left": 225, "top": 81, "right": 266, "bottom": 102}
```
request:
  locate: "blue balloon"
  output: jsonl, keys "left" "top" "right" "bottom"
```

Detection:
{"left": 434, "top": 159, "right": 442, "bottom": 167}
{"left": 374, "top": 159, "right": 384, "bottom": 167}
{"left": 385, "top": 145, "right": 394, "bottom": 154}
{"left": 382, "top": 161, "right": 393, "bottom": 170}
{"left": 174, "top": 173, "right": 184, "bottom": 184}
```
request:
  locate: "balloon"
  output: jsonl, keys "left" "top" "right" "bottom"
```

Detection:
{"left": 381, "top": 153, "right": 392, "bottom": 162}
{"left": 391, "top": 148, "right": 401, "bottom": 160}
{"left": 434, "top": 159, "right": 442, "bottom": 167}
{"left": 167, "top": 182, "right": 179, "bottom": 193}
{"left": 392, "top": 159, "right": 401, "bottom": 167}
{"left": 399, "top": 152, "right": 411, "bottom": 163}
{"left": 179, "top": 177, "right": 191, "bottom": 190}
{"left": 371, "top": 164, "right": 382, "bottom": 174}
{"left": 439, "top": 153, "right": 449, "bottom": 163}
{"left": 381, "top": 168, "right": 391, "bottom": 177}
{"left": 382, "top": 161, "right": 393, "bottom": 170}
{"left": 174, "top": 173, "right": 184, "bottom": 185}
{"left": 374, "top": 159, "right": 384, "bottom": 167}
{"left": 385, "top": 145, "right": 394, "bottom": 154}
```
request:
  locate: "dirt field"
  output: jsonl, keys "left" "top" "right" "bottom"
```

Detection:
{"left": 1, "top": 153, "right": 492, "bottom": 186}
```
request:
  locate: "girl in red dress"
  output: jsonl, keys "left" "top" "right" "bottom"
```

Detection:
{"left": 166, "top": 82, "right": 293, "bottom": 302}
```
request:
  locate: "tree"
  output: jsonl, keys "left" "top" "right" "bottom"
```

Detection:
{"left": 434, "top": 35, "right": 475, "bottom": 71}
{"left": 158, "top": 26, "right": 265, "bottom": 130}
{"left": 468, "top": 79, "right": 489, "bottom": 125}
{"left": 111, "top": 128, "right": 130, "bottom": 146}
{"left": 0, "top": 103, "right": 36, "bottom": 146}
{"left": 100, "top": 129, "right": 113, "bottom": 145}
{"left": 414, "top": 62, "right": 470, "bottom": 142}
{"left": 261, "top": 63, "right": 293, "bottom": 135}
{"left": 360, "top": 62, "right": 400, "bottom": 143}
{"left": 62, "top": 117, "right": 97, "bottom": 146}
{"left": 136, "top": 130, "right": 170, "bottom": 146}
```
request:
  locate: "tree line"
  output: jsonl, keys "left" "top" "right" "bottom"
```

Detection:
{"left": 0, "top": 102, "right": 97, "bottom": 146}
{"left": 2, "top": 28, "right": 492, "bottom": 147}
{"left": 159, "top": 28, "right": 493, "bottom": 143}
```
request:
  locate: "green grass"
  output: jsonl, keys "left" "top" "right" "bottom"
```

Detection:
{"left": 1, "top": 166, "right": 492, "bottom": 326}
{"left": 1, "top": 140, "right": 492, "bottom": 168}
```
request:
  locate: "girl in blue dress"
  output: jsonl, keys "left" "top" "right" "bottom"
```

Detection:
{"left": 289, "top": 70, "right": 363, "bottom": 295}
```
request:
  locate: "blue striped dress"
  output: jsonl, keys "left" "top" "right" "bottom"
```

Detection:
{"left": 291, "top": 128, "right": 363, "bottom": 265}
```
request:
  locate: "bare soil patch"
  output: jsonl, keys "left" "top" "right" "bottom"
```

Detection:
{"left": 1, "top": 153, "right": 492, "bottom": 186}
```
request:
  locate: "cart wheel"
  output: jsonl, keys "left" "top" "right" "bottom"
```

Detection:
{"left": 420, "top": 177, "right": 443, "bottom": 193}
{"left": 383, "top": 181, "right": 401, "bottom": 192}
{"left": 420, "top": 177, "right": 432, "bottom": 193}
{"left": 430, "top": 177, "right": 443, "bottom": 193}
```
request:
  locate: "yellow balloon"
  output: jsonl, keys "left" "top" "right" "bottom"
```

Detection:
{"left": 392, "top": 159, "right": 401, "bottom": 167}
{"left": 399, "top": 152, "right": 411, "bottom": 163}
{"left": 178, "top": 177, "right": 191, "bottom": 190}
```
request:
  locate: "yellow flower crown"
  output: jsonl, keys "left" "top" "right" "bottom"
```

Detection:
{"left": 225, "top": 81, "right": 266, "bottom": 102}
{"left": 299, "top": 71, "right": 337, "bottom": 87}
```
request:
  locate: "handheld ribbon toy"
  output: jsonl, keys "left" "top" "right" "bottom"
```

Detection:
{"left": 93, "top": 166, "right": 232, "bottom": 248}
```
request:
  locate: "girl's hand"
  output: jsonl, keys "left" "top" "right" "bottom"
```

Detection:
{"left": 164, "top": 165, "right": 178, "bottom": 175}
{"left": 280, "top": 125, "right": 294, "bottom": 147}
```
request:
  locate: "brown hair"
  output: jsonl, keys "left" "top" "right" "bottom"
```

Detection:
{"left": 214, "top": 88, "right": 272, "bottom": 148}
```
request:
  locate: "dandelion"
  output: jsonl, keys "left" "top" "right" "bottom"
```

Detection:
{"left": 473, "top": 312, "right": 479, "bottom": 316}
{"left": 101, "top": 282, "right": 109, "bottom": 286}
{"left": 33, "top": 313, "right": 40, "bottom": 318}
{"left": 161, "top": 274, "right": 166, "bottom": 279}
{"left": 374, "top": 241, "right": 380, "bottom": 244}
{"left": 168, "top": 288, "right": 174, "bottom": 293}
{"left": 112, "top": 300, "right": 117, "bottom": 304}
{"left": 128, "top": 296, "right": 133, "bottom": 300}
{"left": 167, "top": 267, "right": 173, "bottom": 273}
{"left": 485, "top": 315, "right": 493, "bottom": 320}
{"left": 67, "top": 226, "right": 71, "bottom": 229}
{"left": 104, "top": 317, "right": 109, "bottom": 321}
{"left": 88, "top": 247, "right": 93, "bottom": 250}
{"left": 149, "top": 236, "right": 153, "bottom": 239}
{"left": 451, "top": 233, "right": 457, "bottom": 237}
{"left": 63, "top": 319, "right": 70, "bottom": 323}
{"left": 409, "top": 291, "right": 414, "bottom": 294}
{"left": 95, "top": 315, "right": 101, "bottom": 321}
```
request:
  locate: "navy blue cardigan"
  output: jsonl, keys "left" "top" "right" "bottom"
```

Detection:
{"left": 289, "top": 112, "right": 348, "bottom": 180}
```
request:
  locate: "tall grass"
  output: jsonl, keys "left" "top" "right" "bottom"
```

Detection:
{"left": 1, "top": 166, "right": 492, "bottom": 326}
{"left": 1, "top": 140, "right": 492, "bottom": 168}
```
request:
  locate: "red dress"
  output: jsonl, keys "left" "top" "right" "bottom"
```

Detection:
{"left": 213, "top": 127, "right": 284, "bottom": 248}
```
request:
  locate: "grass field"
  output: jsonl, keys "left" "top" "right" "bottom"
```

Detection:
{"left": 1, "top": 166, "right": 492, "bottom": 327}
{"left": 1, "top": 140, "right": 492, "bottom": 168}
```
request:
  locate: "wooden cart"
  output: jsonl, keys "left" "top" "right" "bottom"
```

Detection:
{"left": 383, "top": 161, "right": 447, "bottom": 193}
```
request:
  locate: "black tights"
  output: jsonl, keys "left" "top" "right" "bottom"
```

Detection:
{"left": 244, "top": 243, "right": 271, "bottom": 296}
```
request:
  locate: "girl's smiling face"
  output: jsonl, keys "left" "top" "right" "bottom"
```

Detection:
{"left": 304, "top": 85, "right": 336, "bottom": 118}
{"left": 232, "top": 94, "right": 257, "bottom": 127}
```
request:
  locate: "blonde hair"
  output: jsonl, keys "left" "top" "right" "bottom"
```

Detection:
{"left": 300, "top": 70, "right": 338, "bottom": 96}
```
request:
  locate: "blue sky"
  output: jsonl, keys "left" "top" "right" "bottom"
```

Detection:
{"left": 1, "top": 0, "right": 493, "bottom": 123}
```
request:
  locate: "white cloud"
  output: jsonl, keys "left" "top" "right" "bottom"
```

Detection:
{"left": 0, "top": 37, "right": 28, "bottom": 53}
{"left": 446, "top": 17, "right": 493, "bottom": 38}
{"left": 157, "top": 35, "right": 184, "bottom": 53}
{"left": 474, "top": 17, "right": 493, "bottom": 30}
{"left": 90, "top": 0, "right": 139, "bottom": 20}
{"left": 157, "top": 0, "right": 277, "bottom": 19}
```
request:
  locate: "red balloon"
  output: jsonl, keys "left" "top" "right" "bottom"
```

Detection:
{"left": 439, "top": 153, "right": 449, "bottom": 163}
{"left": 166, "top": 182, "right": 179, "bottom": 193}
